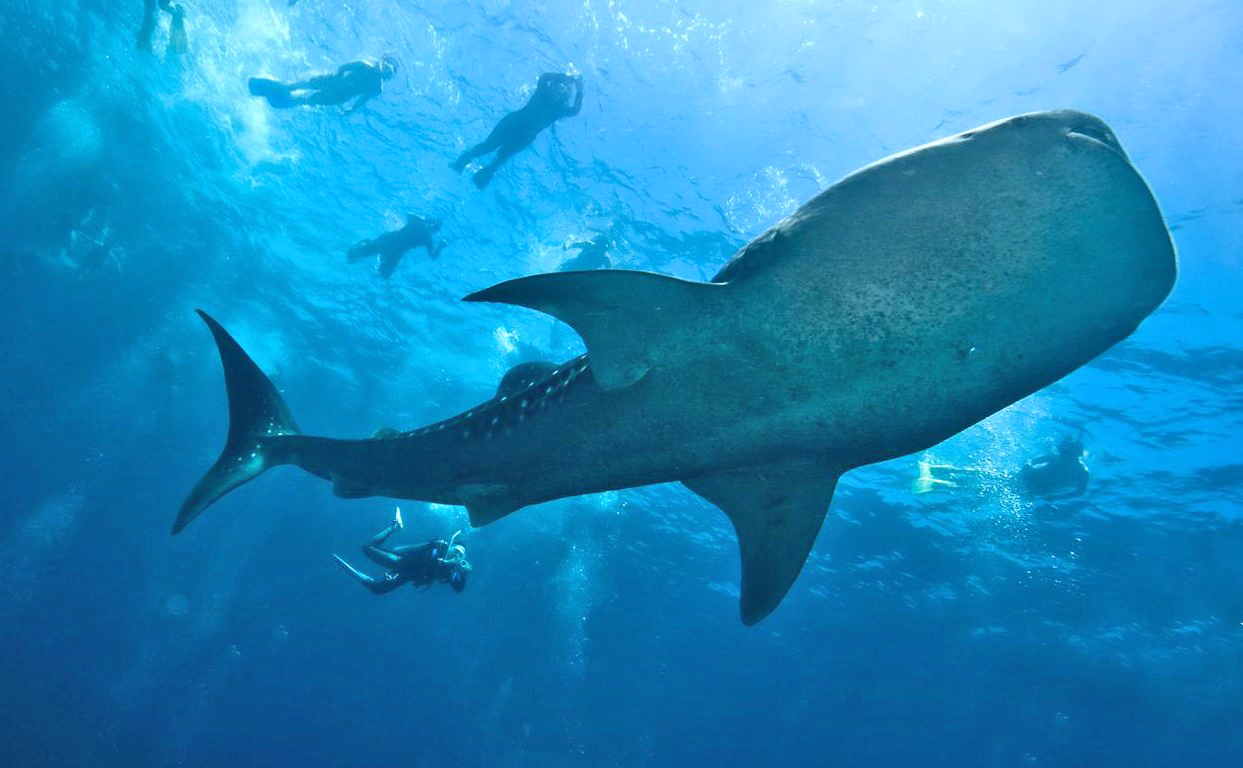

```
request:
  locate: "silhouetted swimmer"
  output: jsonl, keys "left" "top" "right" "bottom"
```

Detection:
{"left": 248, "top": 57, "right": 397, "bottom": 113}
{"left": 334, "top": 509, "right": 472, "bottom": 595}
{"left": 912, "top": 435, "right": 1090, "bottom": 501}
{"left": 136, "top": 0, "right": 186, "bottom": 53}
{"left": 1019, "top": 436, "right": 1089, "bottom": 499}
{"left": 559, "top": 234, "right": 612, "bottom": 271}
{"left": 451, "top": 72, "right": 584, "bottom": 189}
{"left": 347, "top": 214, "right": 446, "bottom": 279}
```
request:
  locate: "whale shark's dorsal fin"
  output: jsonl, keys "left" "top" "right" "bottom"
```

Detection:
{"left": 465, "top": 270, "right": 724, "bottom": 391}
{"left": 683, "top": 458, "right": 842, "bottom": 625}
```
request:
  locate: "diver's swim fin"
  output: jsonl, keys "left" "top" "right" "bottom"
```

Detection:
{"left": 333, "top": 554, "right": 377, "bottom": 584}
{"left": 472, "top": 165, "right": 497, "bottom": 190}
{"left": 172, "top": 310, "right": 301, "bottom": 534}
{"left": 167, "top": 8, "right": 188, "bottom": 55}
{"left": 248, "top": 77, "right": 282, "bottom": 96}
{"left": 248, "top": 77, "right": 296, "bottom": 108}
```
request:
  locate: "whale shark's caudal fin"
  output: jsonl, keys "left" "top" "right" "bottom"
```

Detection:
{"left": 683, "top": 458, "right": 842, "bottom": 625}
{"left": 172, "top": 310, "right": 301, "bottom": 535}
{"left": 464, "top": 270, "right": 724, "bottom": 391}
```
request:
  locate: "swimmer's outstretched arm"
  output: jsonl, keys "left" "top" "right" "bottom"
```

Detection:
{"left": 345, "top": 94, "right": 373, "bottom": 115}
{"left": 566, "top": 75, "right": 584, "bottom": 117}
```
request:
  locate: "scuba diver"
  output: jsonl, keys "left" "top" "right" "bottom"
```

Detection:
{"left": 347, "top": 214, "right": 446, "bottom": 279}
{"left": 559, "top": 234, "right": 612, "bottom": 271}
{"left": 451, "top": 72, "right": 584, "bottom": 189}
{"left": 136, "top": 0, "right": 188, "bottom": 54}
{"left": 248, "top": 56, "right": 397, "bottom": 113}
{"left": 334, "top": 508, "right": 472, "bottom": 595}
{"left": 1018, "top": 435, "right": 1090, "bottom": 499}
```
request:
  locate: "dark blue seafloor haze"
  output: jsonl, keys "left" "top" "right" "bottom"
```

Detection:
{"left": 1, "top": 1, "right": 1240, "bottom": 766}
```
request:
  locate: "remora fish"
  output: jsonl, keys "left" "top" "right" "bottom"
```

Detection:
{"left": 175, "top": 110, "right": 1176, "bottom": 624}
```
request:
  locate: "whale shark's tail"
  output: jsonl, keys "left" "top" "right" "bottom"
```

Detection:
{"left": 172, "top": 310, "right": 301, "bottom": 534}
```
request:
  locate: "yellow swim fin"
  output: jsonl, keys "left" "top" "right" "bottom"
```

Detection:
{"left": 167, "top": 7, "right": 188, "bottom": 56}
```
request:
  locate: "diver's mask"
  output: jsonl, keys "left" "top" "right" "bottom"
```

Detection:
{"left": 443, "top": 531, "right": 473, "bottom": 573}
{"left": 444, "top": 544, "right": 472, "bottom": 572}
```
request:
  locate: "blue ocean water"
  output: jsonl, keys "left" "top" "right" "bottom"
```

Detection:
{"left": 1, "top": 0, "right": 1240, "bottom": 765}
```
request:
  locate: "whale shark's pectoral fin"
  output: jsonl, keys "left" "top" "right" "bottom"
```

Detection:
{"left": 465, "top": 270, "right": 724, "bottom": 391}
{"left": 465, "top": 498, "right": 519, "bottom": 527}
{"left": 332, "top": 477, "right": 373, "bottom": 499}
{"left": 683, "top": 459, "right": 842, "bottom": 625}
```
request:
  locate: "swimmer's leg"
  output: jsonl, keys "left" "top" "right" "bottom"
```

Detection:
{"left": 451, "top": 142, "right": 490, "bottom": 172}
{"left": 362, "top": 518, "right": 403, "bottom": 565}
{"left": 304, "top": 89, "right": 349, "bottom": 107}
{"left": 137, "top": 0, "right": 158, "bottom": 50}
{"left": 333, "top": 555, "right": 406, "bottom": 595}
{"left": 377, "top": 249, "right": 403, "bottom": 279}
{"left": 347, "top": 238, "right": 378, "bottom": 263}
{"left": 303, "top": 74, "right": 339, "bottom": 90}
{"left": 473, "top": 144, "right": 519, "bottom": 189}
{"left": 451, "top": 117, "right": 514, "bottom": 172}
{"left": 911, "top": 458, "right": 959, "bottom": 494}
{"left": 248, "top": 78, "right": 298, "bottom": 108}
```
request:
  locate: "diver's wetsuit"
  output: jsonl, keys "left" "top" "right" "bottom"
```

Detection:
{"left": 451, "top": 73, "right": 584, "bottom": 189}
{"left": 249, "top": 60, "right": 392, "bottom": 112}
{"left": 1019, "top": 438, "right": 1089, "bottom": 499}
{"left": 336, "top": 523, "right": 468, "bottom": 595}
{"left": 347, "top": 215, "right": 445, "bottom": 279}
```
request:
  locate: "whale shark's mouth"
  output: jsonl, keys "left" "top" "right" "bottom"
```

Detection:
{"left": 1064, "top": 121, "right": 1126, "bottom": 159}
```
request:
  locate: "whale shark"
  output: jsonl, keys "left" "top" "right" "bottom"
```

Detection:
{"left": 175, "top": 110, "right": 1176, "bottom": 624}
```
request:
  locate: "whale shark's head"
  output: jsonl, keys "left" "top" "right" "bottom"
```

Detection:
{"left": 963, "top": 109, "right": 1127, "bottom": 159}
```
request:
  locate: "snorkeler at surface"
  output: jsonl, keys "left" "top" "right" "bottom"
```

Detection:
{"left": 1018, "top": 435, "right": 1090, "bottom": 499}
{"left": 335, "top": 509, "right": 472, "bottom": 595}
{"left": 347, "top": 214, "right": 446, "bottom": 279}
{"left": 451, "top": 72, "right": 584, "bottom": 189}
{"left": 912, "top": 434, "right": 1090, "bottom": 500}
{"left": 136, "top": 0, "right": 187, "bottom": 54}
{"left": 559, "top": 234, "right": 612, "bottom": 271}
{"left": 248, "top": 57, "right": 397, "bottom": 113}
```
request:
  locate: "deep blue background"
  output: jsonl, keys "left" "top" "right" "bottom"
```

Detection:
{"left": 1, "top": 1, "right": 1240, "bottom": 766}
